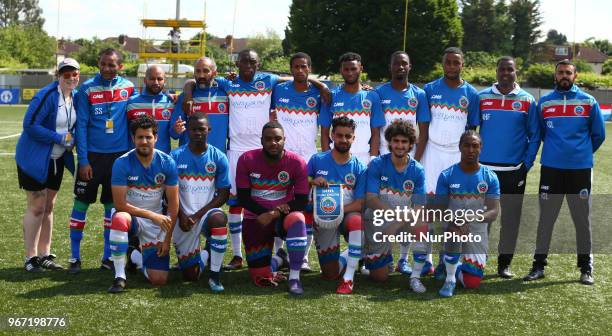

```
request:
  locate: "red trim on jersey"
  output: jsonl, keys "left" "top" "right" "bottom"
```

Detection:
{"left": 127, "top": 107, "right": 174, "bottom": 121}
{"left": 542, "top": 104, "right": 591, "bottom": 119}
{"left": 479, "top": 98, "right": 529, "bottom": 113}
{"left": 192, "top": 101, "right": 228, "bottom": 114}
{"left": 88, "top": 87, "right": 134, "bottom": 105}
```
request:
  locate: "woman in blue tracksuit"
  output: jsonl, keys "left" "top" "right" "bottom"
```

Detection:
{"left": 15, "top": 58, "right": 80, "bottom": 272}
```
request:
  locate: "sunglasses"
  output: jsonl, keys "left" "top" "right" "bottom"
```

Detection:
{"left": 61, "top": 71, "right": 79, "bottom": 79}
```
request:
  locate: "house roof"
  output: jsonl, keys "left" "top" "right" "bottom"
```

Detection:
{"left": 56, "top": 40, "right": 82, "bottom": 56}
{"left": 103, "top": 36, "right": 164, "bottom": 54}
{"left": 576, "top": 46, "right": 608, "bottom": 63}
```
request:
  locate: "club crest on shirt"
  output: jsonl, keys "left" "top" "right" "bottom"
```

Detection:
{"left": 320, "top": 196, "right": 337, "bottom": 213}
{"left": 477, "top": 181, "right": 488, "bottom": 194}
{"left": 205, "top": 162, "right": 217, "bottom": 174}
{"left": 403, "top": 180, "right": 414, "bottom": 192}
{"left": 344, "top": 173, "right": 356, "bottom": 186}
{"left": 255, "top": 81, "right": 266, "bottom": 91}
{"left": 574, "top": 105, "right": 585, "bottom": 115}
{"left": 459, "top": 96, "right": 469, "bottom": 108}
{"left": 155, "top": 173, "right": 166, "bottom": 185}
{"left": 362, "top": 99, "right": 372, "bottom": 110}
{"left": 161, "top": 109, "right": 171, "bottom": 120}
{"left": 120, "top": 89, "right": 129, "bottom": 99}
{"left": 306, "top": 96, "right": 317, "bottom": 108}
{"left": 408, "top": 97, "right": 418, "bottom": 108}
{"left": 511, "top": 101, "right": 522, "bottom": 111}
{"left": 218, "top": 103, "right": 227, "bottom": 113}
{"left": 278, "top": 171, "right": 290, "bottom": 183}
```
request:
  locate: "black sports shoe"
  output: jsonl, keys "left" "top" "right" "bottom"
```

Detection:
{"left": 40, "top": 254, "right": 64, "bottom": 270}
{"left": 223, "top": 256, "right": 243, "bottom": 270}
{"left": 108, "top": 277, "right": 127, "bottom": 293}
{"left": 276, "top": 248, "right": 289, "bottom": 270}
{"left": 497, "top": 265, "right": 514, "bottom": 279}
{"left": 580, "top": 271, "right": 594, "bottom": 285}
{"left": 100, "top": 258, "right": 114, "bottom": 271}
{"left": 523, "top": 268, "right": 545, "bottom": 281}
{"left": 67, "top": 258, "right": 81, "bottom": 274}
{"left": 24, "top": 256, "right": 44, "bottom": 273}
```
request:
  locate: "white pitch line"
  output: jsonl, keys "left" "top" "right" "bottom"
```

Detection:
{"left": 0, "top": 153, "right": 15, "bottom": 156}
{"left": 0, "top": 133, "right": 20, "bottom": 140}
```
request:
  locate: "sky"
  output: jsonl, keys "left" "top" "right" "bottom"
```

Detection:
{"left": 39, "top": 0, "right": 611, "bottom": 42}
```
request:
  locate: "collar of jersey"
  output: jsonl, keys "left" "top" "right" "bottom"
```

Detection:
{"left": 491, "top": 82, "right": 521, "bottom": 95}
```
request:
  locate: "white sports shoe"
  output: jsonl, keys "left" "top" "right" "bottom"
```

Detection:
{"left": 410, "top": 277, "right": 427, "bottom": 293}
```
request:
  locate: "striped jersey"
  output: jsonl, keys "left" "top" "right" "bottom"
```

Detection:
{"left": 307, "top": 150, "right": 367, "bottom": 205}
{"left": 538, "top": 84, "right": 606, "bottom": 169}
{"left": 435, "top": 164, "right": 500, "bottom": 212}
{"left": 320, "top": 87, "right": 385, "bottom": 155}
{"left": 76, "top": 73, "right": 137, "bottom": 165}
{"left": 366, "top": 153, "right": 426, "bottom": 207}
{"left": 219, "top": 73, "right": 279, "bottom": 152}
{"left": 235, "top": 149, "right": 309, "bottom": 219}
{"left": 272, "top": 81, "right": 321, "bottom": 162}
{"left": 478, "top": 84, "right": 539, "bottom": 169}
{"left": 126, "top": 91, "right": 175, "bottom": 153}
{"left": 423, "top": 78, "right": 480, "bottom": 149}
{"left": 171, "top": 79, "right": 229, "bottom": 152}
{"left": 171, "top": 144, "right": 231, "bottom": 215}
{"left": 375, "top": 82, "right": 429, "bottom": 155}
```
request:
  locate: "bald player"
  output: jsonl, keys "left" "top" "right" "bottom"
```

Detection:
{"left": 127, "top": 65, "right": 177, "bottom": 154}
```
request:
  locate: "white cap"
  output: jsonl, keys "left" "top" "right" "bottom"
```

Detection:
{"left": 58, "top": 58, "right": 80, "bottom": 71}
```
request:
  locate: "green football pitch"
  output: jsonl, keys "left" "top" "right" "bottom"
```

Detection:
{"left": 1, "top": 105, "right": 611, "bottom": 335}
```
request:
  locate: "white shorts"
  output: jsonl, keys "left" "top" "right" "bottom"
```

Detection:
{"left": 172, "top": 208, "right": 223, "bottom": 268}
{"left": 421, "top": 142, "right": 460, "bottom": 194}
{"left": 227, "top": 149, "right": 246, "bottom": 197}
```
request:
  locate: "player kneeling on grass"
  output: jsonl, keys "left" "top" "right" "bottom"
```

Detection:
{"left": 435, "top": 131, "right": 500, "bottom": 297}
{"left": 107, "top": 114, "right": 179, "bottom": 293}
{"left": 364, "top": 120, "right": 429, "bottom": 293}
{"left": 170, "top": 113, "right": 230, "bottom": 293}
{"left": 235, "top": 121, "right": 310, "bottom": 295}
{"left": 308, "top": 117, "right": 367, "bottom": 295}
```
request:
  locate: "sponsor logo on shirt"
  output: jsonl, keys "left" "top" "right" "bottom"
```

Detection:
{"left": 574, "top": 105, "right": 585, "bottom": 115}
{"left": 431, "top": 95, "right": 442, "bottom": 99}
{"left": 161, "top": 109, "right": 171, "bottom": 120}
{"left": 408, "top": 97, "right": 418, "bottom": 108}
{"left": 381, "top": 99, "right": 391, "bottom": 104}
{"left": 278, "top": 171, "right": 290, "bottom": 183}
{"left": 128, "top": 176, "right": 139, "bottom": 181}
{"left": 482, "top": 101, "right": 493, "bottom": 106}
{"left": 362, "top": 99, "right": 372, "bottom": 110}
{"left": 403, "top": 180, "right": 414, "bottom": 192}
{"left": 477, "top": 181, "right": 488, "bottom": 194}
{"left": 92, "top": 94, "right": 104, "bottom": 99}
{"left": 255, "top": 81, "right": 266, "bottom": 91}
{"left": 344, "top": 173, "right": 356, "bottom": 186}
{"left": 380, "top": 176, "right": 389, "bottom": 181}
{"left": 459, "top": 96, "right": 469, "bottom": 108}
{"left": 177, "top": 164, "right": 188, "bottom": 169}
{"left": 155, "top": 173, "right": 166, "bottom": 185}
{"left": 333, "top": 102, "right": 345, "bottom": 107}
{"left": 250, "top": 172, "right": 261, "bottom": 179}
{"left": 205, "top": 162, "right": 217, "bottom": 174}
{"left": 545, "top": 107, "right": 555, "bottom": 113}
{"left": 316, "top": 170, "right": 328, "bottom": 176}
{"left": 306, "top": 96, "right": 317, "bottom": 108}
{"left": 450, "top": 184, "right": 461, "bottom": 189}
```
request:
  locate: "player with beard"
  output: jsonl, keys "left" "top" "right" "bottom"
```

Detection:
{"left": 308, "top": 117, "right": 367, "bottom": 294}
{"left": 375, "top": 51, "right": 429, "bottom": 275}
{"left": 235, "top": 122, "right": 310, "bottom": 295}
{"left": 364, "top": 120, "right": 429, "bottom": 292}
{"left": 107, "top": 115, "right": 179, "bottom": 293}
{"left": 126, "top": 65, "right": 177, "bottom": 154}
{"left": 523, "top": 60, "right": 605, "bottom": 285}
{"left": 180, "top": 50, "right": 329, "bottom": 271}
{"left": 320, "top": 52, "right": 385, "bottom": 164}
